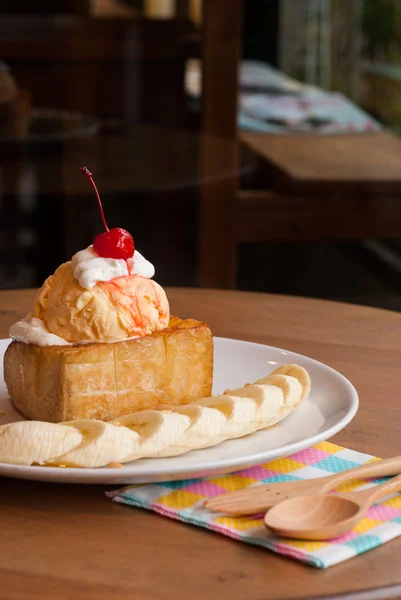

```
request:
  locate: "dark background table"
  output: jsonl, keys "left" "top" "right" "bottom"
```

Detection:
{"left": 0, "top": 124, "right": 254, "bottom": 287}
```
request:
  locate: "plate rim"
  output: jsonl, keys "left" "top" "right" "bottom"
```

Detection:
{"left": 0, "top": 336, "right": 359, "bottom": 483}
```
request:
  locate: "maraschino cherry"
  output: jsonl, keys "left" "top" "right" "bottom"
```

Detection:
{"left": 80, "top": 166, "right": 135, "bottom": 260}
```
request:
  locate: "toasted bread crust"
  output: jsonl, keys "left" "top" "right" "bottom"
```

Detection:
{"left": 4, "top": 317, "right": 213, "bottom": 422}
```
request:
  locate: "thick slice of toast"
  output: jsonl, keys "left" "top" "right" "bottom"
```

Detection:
{"left": 4, "top": 317, "right": 213, "bottom": 422}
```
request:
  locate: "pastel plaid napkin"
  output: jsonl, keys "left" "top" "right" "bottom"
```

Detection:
{"left": 107, "top": 441, "right": 401, "bottom": 568}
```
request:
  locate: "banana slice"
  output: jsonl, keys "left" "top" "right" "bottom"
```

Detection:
{"left": 254, "top": 374, "right": 302, "bottom": 408}
{"left": 47, "top": 420, "right": 140, "bottom": 468}
{"left": 270, "top": 364, "right": 311, "bottom": 401}
{"left": 195, "top": 395, "right": 256, "bottom": 439}
{"left": 113, "top": 411, "right": 190, "bottom": 459}
{"left": 0, "top": 421, "right": 82, "bottom": 465}
{"left": 153, "top": 405, "right": 226, "bottom": 457}
{"left": 225, "top": 384, "right": 284, "bottom": 432}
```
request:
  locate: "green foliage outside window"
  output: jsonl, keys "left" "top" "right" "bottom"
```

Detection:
{"left": 361, "top": 0, "right": 401, "bottom": 61}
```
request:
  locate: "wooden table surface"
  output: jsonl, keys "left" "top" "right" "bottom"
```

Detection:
{"left": 1, "top": 288, "right": 401, "bottom": 600}
{"left": 240, "top": 131, "right": 401, "bottom": 192}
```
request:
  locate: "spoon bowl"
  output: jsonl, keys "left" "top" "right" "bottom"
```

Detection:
{"left": 265, "top": 494, "right": 363, "bottom": 540}
{"left": 264, "top": 473, "right": 401, "bottom": 541}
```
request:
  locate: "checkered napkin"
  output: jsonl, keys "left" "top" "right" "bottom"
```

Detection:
{"left": 107, "top": 441, "right": 401, "bottom": 568}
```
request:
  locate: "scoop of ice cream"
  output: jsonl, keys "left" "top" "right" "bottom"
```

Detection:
{"left": 33, "top": 262, "right": 170, "bottom": 343}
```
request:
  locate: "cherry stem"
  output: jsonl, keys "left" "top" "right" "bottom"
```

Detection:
{"left": 80, "top": 166, "right": 109, "bottom": 232}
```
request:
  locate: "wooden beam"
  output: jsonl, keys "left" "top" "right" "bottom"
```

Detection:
{"left": 198, "top": 0, "right": 242, "bottom": 288}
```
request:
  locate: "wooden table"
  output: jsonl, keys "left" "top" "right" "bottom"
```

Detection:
{"left": 240, "top": 131, "right": 401, "bottom": 191}
{"left": 238, "top": 132, "right": 401, "bottom": 240}
{"left": 1, "top": 288, "right": 401, "bottom": 599}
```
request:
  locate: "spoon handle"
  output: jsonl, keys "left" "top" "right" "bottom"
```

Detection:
{"left": 355, "top": 473, "right": 401, "bottom": 506}
{"left": 320, "top": 455, "right": 401, "bottom": 493}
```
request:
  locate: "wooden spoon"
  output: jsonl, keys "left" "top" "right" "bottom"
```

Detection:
{"left": 205, "top": 455, "right": 401, "bottom": 515}
{"left": 264, "top": 473, "right": 401, "bottom": 540}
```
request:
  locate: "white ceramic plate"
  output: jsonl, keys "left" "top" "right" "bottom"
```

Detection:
{"left": 0, "top": 337, "right": 358, "bottom": 484}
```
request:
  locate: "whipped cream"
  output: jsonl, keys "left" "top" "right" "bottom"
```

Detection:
{"left": 71, "top": 246, "right": 155, "bottom": 289}
{"left": 10, "top": 314, "right": 140, "bottom": 347}
{"left": 10, "top": 315, "right": 69, "bottom": 346}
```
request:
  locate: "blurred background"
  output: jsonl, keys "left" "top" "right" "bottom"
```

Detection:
{"left": 0, "top": 0, "right": 401, "bottom": 310}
